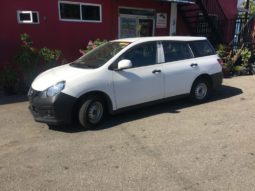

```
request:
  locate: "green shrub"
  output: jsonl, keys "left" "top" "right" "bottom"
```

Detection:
{"left": 39, "top": 47, "right": 61, "bottom": 62}
{"left": 216, "top": 44, "right": 226, "bottom": 58}
{"left": 13, "top": 33, "right": 65, "bottom": 89}
{"left": 234, "top": 65, "right": 245, "bottom": 72}
{"left": 0, "top": 65, "right": 19, "bottom": 94}
{"left": 240, "top": 48, "right": 251, "bottom": 66}
{"left": 80, "top": 39, "right": 108, "bottom": 55}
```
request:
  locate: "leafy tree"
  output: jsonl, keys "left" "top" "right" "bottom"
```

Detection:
{"left": 241, "top": 0, "right": 255, "bottom": 15}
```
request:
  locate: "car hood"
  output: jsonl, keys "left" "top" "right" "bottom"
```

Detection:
{"left": 32, "top": 64, "right": 93, "bottom": 91}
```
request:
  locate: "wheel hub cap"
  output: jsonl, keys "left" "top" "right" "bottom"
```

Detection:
{"left": 195, "top": 83, "right": 207, "bottom": 100}
{"left": 88, "top": 101, "right": 103, "bottom": 124}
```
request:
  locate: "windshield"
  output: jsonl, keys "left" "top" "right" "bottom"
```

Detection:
{"left": 70, "top": 41, "right": 131, "bottom": 69}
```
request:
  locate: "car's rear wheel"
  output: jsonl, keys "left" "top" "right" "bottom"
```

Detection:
{"left": 78, "top": 96, "right": 105, "bottom": 129}
{"left": 190, "top": 78, "right": 211, "bottom": 103}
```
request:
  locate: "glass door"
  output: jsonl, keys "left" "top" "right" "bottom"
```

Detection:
{"left": 119, "top": 16, "right": 137, "bottom": 38}
{"left": 138, "top": 19, "right": 154, "bottom": 37}
{"left": 119, "top": 15, "right": 155, "bottom": 38}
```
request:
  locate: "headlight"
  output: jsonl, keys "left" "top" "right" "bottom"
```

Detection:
{"left": 46, "top": 81, "right": 65, "bottom": 97}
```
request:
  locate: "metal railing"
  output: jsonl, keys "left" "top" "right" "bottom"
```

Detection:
{"left": 196, "top": 0, "right": 228, "bottom": 44}
{"left": 231, "top": 14, "right": 255, "bottom": 50}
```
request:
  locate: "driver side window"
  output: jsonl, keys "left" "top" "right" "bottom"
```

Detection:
{"left": 121, "top": 42, "right": 157, "bottom": 68}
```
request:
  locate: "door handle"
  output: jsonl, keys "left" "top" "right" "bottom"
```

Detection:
{"left": 190, "top": 63, "right": 198, "bottom": 68}
{"left": 152, "top": 69, "right": 161, "bottom": 74}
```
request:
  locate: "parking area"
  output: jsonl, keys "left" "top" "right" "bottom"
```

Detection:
{"left": 0, "top": 76, "right": 255, "bottom": 191}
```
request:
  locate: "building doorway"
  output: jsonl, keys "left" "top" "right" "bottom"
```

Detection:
{"left": 139, "top": 19, "right": 154, "bottom": 37}
{"left": 119, "top": 8, "right": 155, "bottom": 38}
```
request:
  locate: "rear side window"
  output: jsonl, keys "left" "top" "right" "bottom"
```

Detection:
{"left": 162, "top": 41, "right": 193, "bottom": 62}
{"left": 189, "top": 40, "right": 215, "bottom": 57}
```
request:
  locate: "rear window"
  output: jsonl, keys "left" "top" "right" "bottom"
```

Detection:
{"left": 189, "top": 40, "right": 215, "bottom": 57}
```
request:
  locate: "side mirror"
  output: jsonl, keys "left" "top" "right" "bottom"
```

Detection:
{"left": 117, "top": 59, "right": 132, "bottom": 70}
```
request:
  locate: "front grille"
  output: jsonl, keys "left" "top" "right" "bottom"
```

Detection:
{"left": 32, "top": 105, "right": 39, "bottom": 114}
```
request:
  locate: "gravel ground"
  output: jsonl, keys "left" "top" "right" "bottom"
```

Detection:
{"left": 0, "top": 76, "right": 254, "bottom": 191}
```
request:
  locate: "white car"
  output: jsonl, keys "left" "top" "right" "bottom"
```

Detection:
{"left": 28, "top": 36, "right": 223, "bottom": 129}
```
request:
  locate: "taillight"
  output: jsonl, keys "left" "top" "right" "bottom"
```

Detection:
{"left": 217, "top": 59, "right": 224, "bottom": 67}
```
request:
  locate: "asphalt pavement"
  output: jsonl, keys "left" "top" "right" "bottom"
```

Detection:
{"left": 0, "top": 76, "right": 254, "bottom": 191}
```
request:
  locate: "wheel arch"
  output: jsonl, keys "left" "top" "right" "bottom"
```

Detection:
{"left": 189, "top": 73, "right": 213, "bottom": 103}
{"left": 72, "top": 91, "right": 114, "bottom": 123}
{"left": 191, "top": 74, "right": 213, "bottom": 92}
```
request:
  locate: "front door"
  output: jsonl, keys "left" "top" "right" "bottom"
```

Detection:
{"left": 112, "top": 42, "right": 164, "bottom": 109}
{"left": 139, "top": 19, "right": 154, "bottom": 37}
{"left": 119, "top": 8, "right": 155, "bottom": 38}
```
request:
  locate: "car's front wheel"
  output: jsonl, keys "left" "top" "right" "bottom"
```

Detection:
{"left": 78, "top": 96, "right": 105, "bottom": 129}
{"left": 190, "top": 78, "right": 211, "bottom": 103}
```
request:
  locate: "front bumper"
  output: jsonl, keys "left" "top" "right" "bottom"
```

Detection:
{"left": 28, "top": 90, "right": 76, "bottom": 125}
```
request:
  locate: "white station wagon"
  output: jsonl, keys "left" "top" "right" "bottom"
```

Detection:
{"left": 28, "top": 36, "right": 223, "bottom": 129}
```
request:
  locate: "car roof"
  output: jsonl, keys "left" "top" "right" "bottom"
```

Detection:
{"left": 113, "top": 36, "right": 207, "bottom": 43}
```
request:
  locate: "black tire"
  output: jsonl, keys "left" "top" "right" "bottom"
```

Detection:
{"left": 48, "top": 124, "right": 59, "bottom": 129}
{"left": 190, "top": 78, "right": 211, "bottom": 103}
{"left": 78, "top": 96, "right": 105, "bottom": 129}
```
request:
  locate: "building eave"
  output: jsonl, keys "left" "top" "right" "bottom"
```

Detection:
{"left": 156, "top": 0, "right": 195, "bottom": 4}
